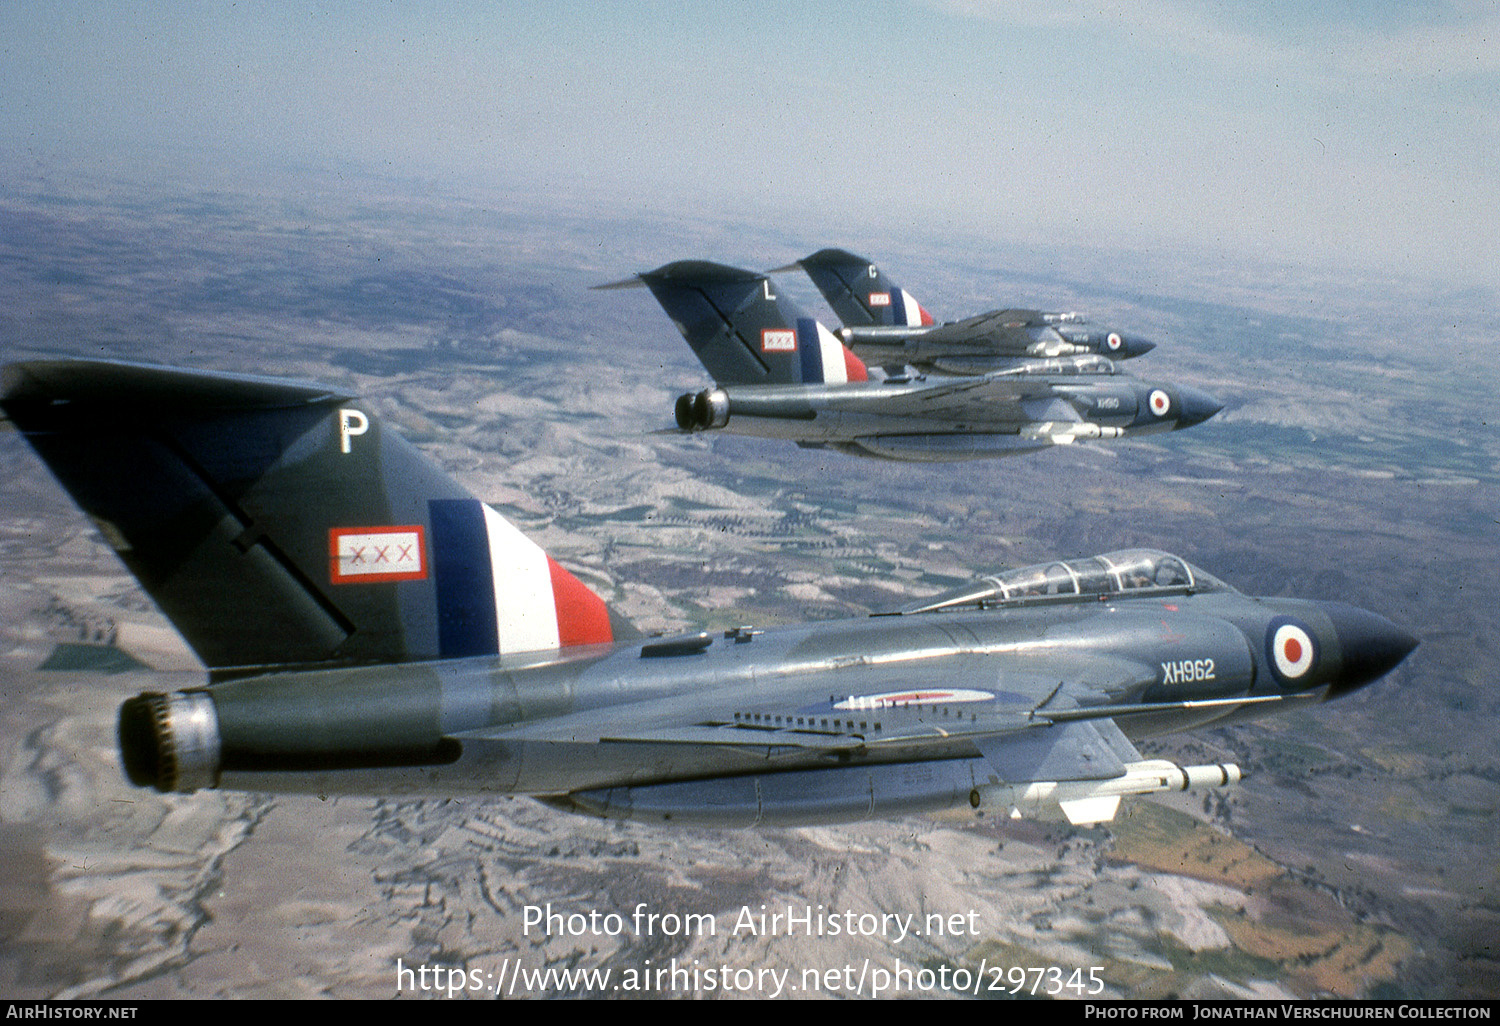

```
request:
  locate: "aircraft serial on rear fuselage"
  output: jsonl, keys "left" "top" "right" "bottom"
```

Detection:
{"left": 0, "top": 360, "right": 1416, "bottom": 826}
{"left": 601, "top": 261, "right": 1220, "bottom": 462}
{"left": 776, "top": 248, "right": 1159, "bottom": 372}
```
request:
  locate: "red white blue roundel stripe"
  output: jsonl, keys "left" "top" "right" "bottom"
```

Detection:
{"left": 888, "top": 289, "right": 935, "bottom": 328}
{"left": 1266, "top": 617, "right": 1319, "bottom": 684}
{"left": 428, "top": 498, "right": 613, "bottom": 657}
{"left": 796, "top": 317, "right": 868, "bottom": 383}
{"left": 1149, "top": 389, "right": 1171, "bottom": 417}
{"left": 1106, "top": 332, "right": 1123, "bottom": 352}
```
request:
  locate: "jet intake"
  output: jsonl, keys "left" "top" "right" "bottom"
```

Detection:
{"left": 119, "top": 691, "right": 221, "bottom": 793}
{"left": 674, "top": 388, "right": 730, "bottom": 431}
{"left": 972, "top": 759, "right": 1242, "bottom": 826}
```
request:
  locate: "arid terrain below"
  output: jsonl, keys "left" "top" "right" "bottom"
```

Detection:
{"left": 0, "top": 170, "right": 1493, "bottom": 998}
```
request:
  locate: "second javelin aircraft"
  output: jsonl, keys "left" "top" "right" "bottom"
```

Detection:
{"left": 601, "top": 261, "right": 1221, "bottom": 462}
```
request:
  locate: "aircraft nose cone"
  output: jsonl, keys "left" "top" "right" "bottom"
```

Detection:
{"left": 1175, "top": 386, "right": 1224, "bottom": 428}
{"left": 1097, "top": 331, "right": 1156, "bottom": 359}
{"left": 1321, "top": 601, "right": 1419, "bottom": 698}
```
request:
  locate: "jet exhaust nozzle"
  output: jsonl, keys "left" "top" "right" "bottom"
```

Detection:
{"left": 675, "top": 388, "right": 729, "bottom": 431}
{"left": 118, "top": 691, "right": 221, "bottom": 793}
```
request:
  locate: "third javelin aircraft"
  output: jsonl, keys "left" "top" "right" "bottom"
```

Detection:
{"left": 776, "top": 247, "right": 1159, "bottom": 371}
{"left": 600, "top": 260, "right": 1220, "bottom": 462}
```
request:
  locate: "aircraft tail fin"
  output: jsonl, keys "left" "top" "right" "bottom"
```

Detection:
{"left": 1, "top": 360, "right": 632, "bottom": 678}
{"left": 782, "top": 248, "right": 935, "bottom": 329}
{"left": 621, "top": 261, "right": 868, "bottom": 386}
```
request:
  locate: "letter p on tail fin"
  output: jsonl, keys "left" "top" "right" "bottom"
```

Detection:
{"left": 1, "top": 360, "right": 633, "bottom": 678}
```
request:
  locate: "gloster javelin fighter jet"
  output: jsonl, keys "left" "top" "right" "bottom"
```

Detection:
{"left": 1, "top": 360, "right": 1416, "bottom": 826}
{"left": 776, "top": 248, "right": 1158, "bottom": 373}
{"left": 601, "top": 261, "right": 1220, "bottom": 461}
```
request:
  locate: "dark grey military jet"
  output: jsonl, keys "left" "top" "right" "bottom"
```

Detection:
{"left": 601, "top": 261, "right": 1220, "bottom": 462}
{"left": 1, "top": 360, "right": 1416, "bottom": 826}
{"left": 775, "top": 248, "right": 1158, "bottom": 372}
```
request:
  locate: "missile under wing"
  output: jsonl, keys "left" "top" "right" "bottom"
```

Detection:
{"left": 600, "top": 261, "right": 1220, "bottom": 462}
{"left": 777, "top": 248, "right": 1157, "bottom": 370}
{"left": 1, "top": 360, "right": 1415, "bottom": 826}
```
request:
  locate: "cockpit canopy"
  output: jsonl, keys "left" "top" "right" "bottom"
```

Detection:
{"left": 897, "top": 549, "right": 1228, "bottom": 615}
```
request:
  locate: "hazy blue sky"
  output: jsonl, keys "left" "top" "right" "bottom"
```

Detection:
{"left": 2, "top": 1, "right": 1496, "bottom": 286}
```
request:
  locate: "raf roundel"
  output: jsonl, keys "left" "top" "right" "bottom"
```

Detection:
{"left": 1267, "top": 617, "right": 1319, "bottom": 683}
{"left": 1149, "top": 389, "right": 1171, "bottom": 417}
{"left": 1107, "top": 332, "right": 1123, "bottom": 351}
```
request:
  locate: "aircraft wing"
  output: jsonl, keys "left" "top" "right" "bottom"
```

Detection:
{"left": 452, "top": 654, "right": 1151, "bottom": 775}
{"left": 453, "top": 650, "right": 1294, "bottom": 768}
{"left": 836, "top": 371, "right": 1067, "bottom": 423}
{"left": 453, "top": 653, "right": 1269, "bottom": 825}
{"left": 525, "top": 716, "right": 1143, "bottom": 788}
{"left": 451, "top": 695, "right": 1034, "bottom": 752}
{"left": 973, "top": 718, "right": 1136, "bottom": 782}
{"left": 916, "top": 309, "right": 1045, "bottom": 349}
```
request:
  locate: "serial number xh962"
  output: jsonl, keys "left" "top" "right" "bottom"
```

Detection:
{"left": 1161, "top": 659, "right": 1216, "bottom": 684}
